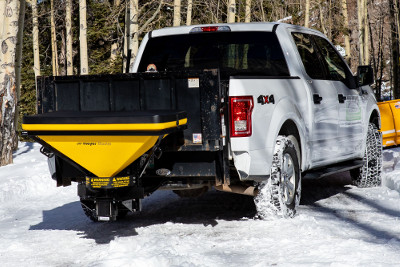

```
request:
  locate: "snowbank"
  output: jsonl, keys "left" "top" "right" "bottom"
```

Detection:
{"left": 382, "top": 146, "right": 400, "bottom": 193}
{"left": 0, "top": 143, "right": 60, "bottom": 204}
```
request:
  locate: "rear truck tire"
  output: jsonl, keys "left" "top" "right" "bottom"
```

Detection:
{"left": 254, "top": 135, "right": 301, "bottom": 218}
{"left": 350, "top": 123, "right": 382, "bottom": 187}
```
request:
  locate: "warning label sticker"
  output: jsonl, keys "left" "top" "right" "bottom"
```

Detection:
{"left": 111, "top": 176, "right": 130, "bottom": 187}
{"left": 86, "top": 176, "right": 131, "bottom": 189}
{"left": 188, "top": 78, "right": 199, "bottom": 88}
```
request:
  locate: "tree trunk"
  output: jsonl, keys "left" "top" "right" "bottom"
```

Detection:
{"left": 50, "top": 0, "right": 59, "bottom": 76}
{"left": 305, "top": 0, "right": 310, "bottom": 27}
{"left": 363, "top": 0, "right": 369, "bottom": 65}
{"left": 259, "top": 0, "right": 265, "bottom": 21}
{"left": 14, "top": 0, "right": 25, "bottom": 149}
{"left": 0, "top": 0, "right": 21, "bottom": 166}
{"left": 59, "top": 28, "right": 66, "bottom": 75}
{"left": 186, "top": 0, "right": 192, "bottom": 26}
{"left": 389, "top": 0, "right": 400, "bottom": 98}
{"left": 32, "top": 0, "right": 40, "bottom": 77}
{"left": 66, "top": 0, "right": 73, "bottom": 75}
{"left": 341, "top": 0, "right": 351, "bottom": 65}
{"left": 79, "top": 0, "right": 89, "bottom": 74}
{"left": 319, "top": 4, "right": 327, "bottom": 36}
{"left": 123, "top": 1, "right": 129, "bottom": 73}
{"left": 357, "top": 0, "right": 365, "bottom": 65}
{"left": 245, "top": 0, "right": 251, "bottom": 22}
{"left": 227, "top": 0, "right": 235, "bottom": 23}
{"left": 129, "top": 0, "right": 139, "bottom": 71}
{"left": 173, "top": 0, "right": 181, "bottom": 26}
{"left": 110, "top": 0, "right": 121, "bottom": 69}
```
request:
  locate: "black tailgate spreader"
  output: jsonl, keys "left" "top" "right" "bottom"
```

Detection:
{"left": 22, "top": 70, "right": 231, "bottom": 221}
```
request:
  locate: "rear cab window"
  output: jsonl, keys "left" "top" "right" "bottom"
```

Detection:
{"left": 291, "top": 32, "right": 356, "bottom": 88}
{"left": 138, "top": 32, "right": 290, "bottom": 77}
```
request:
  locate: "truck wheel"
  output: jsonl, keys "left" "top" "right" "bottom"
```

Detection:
{"left": 350, "top": 123, "right": 382, "bottom": 187}
{"left": 254, "top": 136, "right": 301, "bottom": 218}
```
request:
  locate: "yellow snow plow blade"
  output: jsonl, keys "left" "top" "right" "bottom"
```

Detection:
{"left": 22, "top": 111, "right": 187, "bottom": 177}
{"left": 378, "top": 100, "right": 400, "bottom": 147}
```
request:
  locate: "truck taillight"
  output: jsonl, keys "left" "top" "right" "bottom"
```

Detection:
{"left": 229, "top": 96, "right": 253, "bottom": 137}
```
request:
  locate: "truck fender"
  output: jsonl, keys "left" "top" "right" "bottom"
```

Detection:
{"left": 264, "top": 97, "right": 308, "bottom": 172}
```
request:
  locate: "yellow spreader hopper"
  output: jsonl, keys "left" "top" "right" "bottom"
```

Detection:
{"left": 22, "top": 111, "right": 187, "bottom": 178}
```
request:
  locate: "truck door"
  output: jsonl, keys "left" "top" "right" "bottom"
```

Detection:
{"left": 291, "top": 32, "right": 342, "bottom": 166}
{"left": 312, "top": 36, "right": 364, "bottom": 159}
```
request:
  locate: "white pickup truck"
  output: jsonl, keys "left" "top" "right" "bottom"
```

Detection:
{"left": 23, "top": 23, "right": 382, "bottom": 221}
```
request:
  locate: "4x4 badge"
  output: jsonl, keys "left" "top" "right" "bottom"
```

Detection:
{"left": 257, "top": 95, "right": 275, "bottom": 105}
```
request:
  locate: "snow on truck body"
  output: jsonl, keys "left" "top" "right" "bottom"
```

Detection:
{"left": 22, "top": 23, "right": 382, "bottom": 221}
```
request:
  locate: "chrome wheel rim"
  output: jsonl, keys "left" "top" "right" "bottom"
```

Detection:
{"left": 282, "top": 153, "right": 296, "bottom": 205}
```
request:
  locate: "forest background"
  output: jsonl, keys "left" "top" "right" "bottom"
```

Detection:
{"left": 1, "top": 0, "right": 400, "bottom": 166}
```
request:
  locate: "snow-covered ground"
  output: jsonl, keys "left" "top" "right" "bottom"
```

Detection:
{"left": 0, "top": 142, "right": 400, "bottom": 266}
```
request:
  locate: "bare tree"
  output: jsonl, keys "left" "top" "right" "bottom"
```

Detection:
{"left": 227, "top": 0, "right": 236, "bottom": 23}
{"left": 66, "top": 0, "right": 73, "bottom": 75}
{"left": 259, "top": 0, "right": 265, "bottom": 21}
{"left": 186, "top": 0, "right": 193, "bottom": 26}
{"left": 50, "top": 0, "right": 59, "bottom": 75}
{"left": 364, "top": 0, "right": 369, "bottom": 64}
{"left": 305, "top": 0, "right": 310, "bottom": 27}
{"left": 245, "top": 0, "right": 251, "bottom": 22}
{"left": 110, "top": 0, "right": 121, "bottom": 69}
{"left": 14, "top": 0, "right": 25, "bottom": 147}
{"left": 123, "top": 1, "right": 129, "bottom": 73}
{"left": 357, "top": 0, "right": 370, "bottom": 65}
{"left": 124, "top": 0, "right": 164, "bottom": 72}
{"left": 173, "top": 0, "right": 181, "bottom": 26}
{"left": 32, "top": 0, "right": 40, "bottom": 77}
{"left": 0, "top": 0, "right": 22, "bottom": 166}
{"left": 389, "top": 0, "right": 400, "bottom": 98}
{"left": 79, "top": 0, "right": 89, "bottom": 74}
{"left": 341, "top": 0, "right": 351, "bottom": 65}
{"left": 129, "top": 0, "right": 139, "bottom": 70}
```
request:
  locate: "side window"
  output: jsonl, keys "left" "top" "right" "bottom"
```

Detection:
{"left": 312, "top": 36, "right": 356, "bottom": 88}
{"left": 291, "top": 33, "right": 326, "bottom": 80}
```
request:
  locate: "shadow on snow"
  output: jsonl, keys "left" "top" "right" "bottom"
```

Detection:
{"left": 29, "top": 190, "right": 257, "bottom": 244}
{"left": 13, "top": 142, "right": 35, "bottom": 158}
{"left": 30, "top": 172, "right": 400, "bottom": 245}
{"left": 302, "top": 172, "right": 400, "bottom": 244}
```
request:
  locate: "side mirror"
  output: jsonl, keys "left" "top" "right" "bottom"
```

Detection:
{"left": 357, "top": 65, "right": 374, "bottom": 86}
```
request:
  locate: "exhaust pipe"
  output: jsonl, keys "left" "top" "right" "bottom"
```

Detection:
{"left": 214, "top": 184, "right": 258, "bottom": 196}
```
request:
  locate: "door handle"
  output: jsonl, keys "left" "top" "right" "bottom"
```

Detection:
{"left": 338, "top": 94, "right": 347, "bottom": 103}
{"left": 313, "top": 94, "right": 323, "bottom": 104}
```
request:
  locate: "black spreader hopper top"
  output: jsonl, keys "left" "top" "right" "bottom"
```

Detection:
{"left": 22, "top": 110, "right": 187, "bottom": 136}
